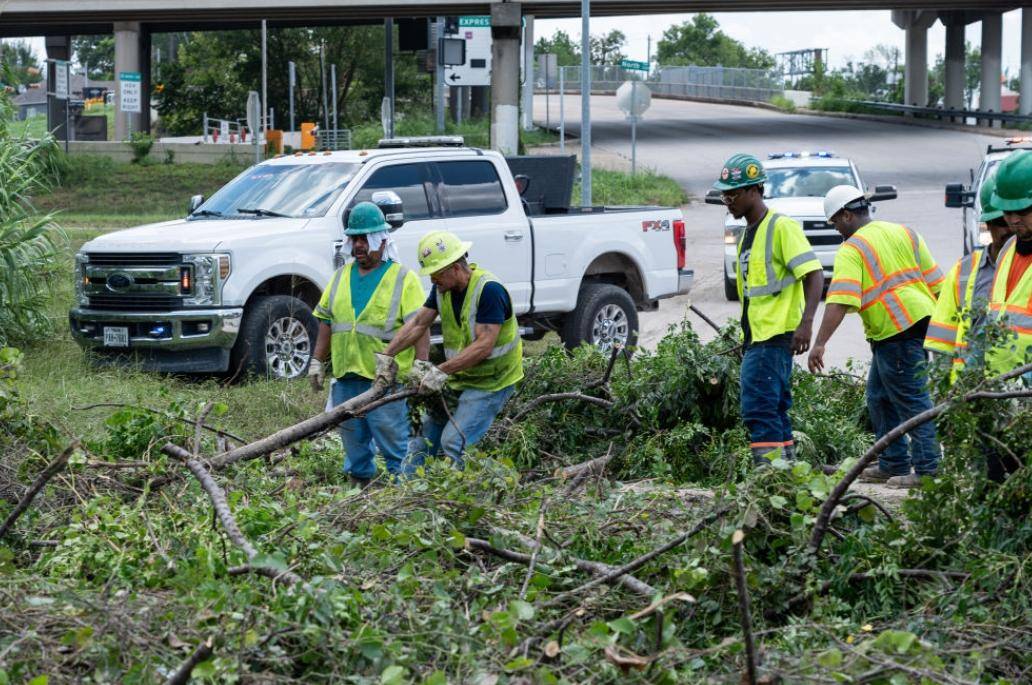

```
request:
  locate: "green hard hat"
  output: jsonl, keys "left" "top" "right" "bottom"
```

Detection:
{"left": 345, "top": 201, "right": 391, "bottom": 235}
{"left": 713, "top": 153, "right": 767, "bottom": 191}
{"left": 991, "top": 149, "right": 1032, "bottom": 212}
{"left": 978, "top": 174, "right": 1004, "bottom": 223}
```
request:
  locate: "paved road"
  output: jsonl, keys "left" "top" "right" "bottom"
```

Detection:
{"left": 534, "top": 94, "right": 1000, "bottom": 369}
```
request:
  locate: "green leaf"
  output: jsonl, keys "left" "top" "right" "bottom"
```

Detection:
{"left": 448, "top": 530, "right": 466, "bottom": 549}
{"left": 768, "top": 495, "right": 787, "bottom": 510}
{"left": 27, "top": 677, "right": 48, "bottom": 685}
{"left": 858, "top": 504, "right": 877, "bottom": 524}
{"left": 192, "top": 661, "right": 216, "bottom": 678}
{"left": 503, "top": 657, "right": 535, "bottom": 671}
{"left": 423, "top": 672, "right": 447, "bottom": 685}
{"left": 817, "top": 649, "right": 842, "bottom": 668}
{"left": 510, "top": 600, "right": 535, "bottom": 621}
{"left": 211, "top": 402, "right": 229, "bottom": 416}
{"left": 607, "top": 617, "right": 636, "bottom": 635}
{"left": 381, "top": 665, "right": 408, "bottom": 685}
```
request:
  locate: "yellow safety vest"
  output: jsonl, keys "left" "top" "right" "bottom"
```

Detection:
{"left": 315, "top": 261, "right": 425, "bottom": 380}
{"left": 925, "top": 249, "right": 987, "bottom": 377}
{"left": 439, "top": 265, "right": 524, "bottom": 392}
{"left": 827, "top": 221, "right": 943, "bottom": 341}
{"left": 985, "top": 236, "right": 1032, "bottom": 374}
{"left": 735, "top": 212, "right": 822, "bottom": 343}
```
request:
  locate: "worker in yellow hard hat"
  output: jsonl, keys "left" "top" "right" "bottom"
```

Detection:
{"left": 378, "top": 230, "right": 523, "bottom": 469}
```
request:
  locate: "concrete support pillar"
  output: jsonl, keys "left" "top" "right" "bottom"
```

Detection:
{"left": 892, "top": 10, "right": 936, "bottom": 108}
{"left": 114, "top": 21, "right": 148, "bottom": 139}
{"left": 980, "top": 12, "right": 1002, "bottom": 125}
{"left": 1020, "top": 9, "right": 1032, "bottom": 115}
{"left": 943, "top": 21, "right": 965, "bottom": 110}
{"left": 45, "top": 35, "right": 71, "bottom": 142}
{"left": 521, "top": 14, "right": 535, "bottom": 131}
{"left": 490, "top": 2, "right": 521, "bottom": 155}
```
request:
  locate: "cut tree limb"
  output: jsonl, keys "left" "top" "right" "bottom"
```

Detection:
{"left": 509, "top": 392, "right": 614, "bottom": 423}
{"left": 0, "top": 441, "right": 78, "bottom": 540}
{"left": 689, "top": 304, "right": 722, "bottom": 334}
{"left": 731, "top": 529, "right": 758, "bottom": 685}
{"left": 163, "top": 636, "right": 214, "bottom": 685}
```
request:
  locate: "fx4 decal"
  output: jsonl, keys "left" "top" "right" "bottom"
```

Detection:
{"left": 641, "top": 219, "right": 671, "bottom": 232}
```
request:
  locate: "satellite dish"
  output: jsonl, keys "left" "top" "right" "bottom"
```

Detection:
{"left": 616, "top": 81, "right": 651, "bottom": 118}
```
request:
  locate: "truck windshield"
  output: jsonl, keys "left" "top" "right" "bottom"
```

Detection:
{"left": 192, "top": 163, "right": 360, "bottom": 219}
{"left": 764, "top": 166, "right": 856, "bottom": 199}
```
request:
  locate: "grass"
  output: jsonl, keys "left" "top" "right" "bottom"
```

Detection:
{"left": 349, "top": 112, "right": 558, "bottom": 150}
{"left": 12, "top": 104, "right": 118, "bottom": 141}
{"left": 769, "top": 94, "right": 797, "bottom": 113}
{"left": 573, "top": 167, "right": 688, "bottom": 207}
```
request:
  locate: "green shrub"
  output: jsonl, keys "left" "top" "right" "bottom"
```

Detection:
{"left": 769, "top": 94, "right": 797, "bottom": 112}
{"left": 128, "top": 131, "right": 155, "bottom": 163}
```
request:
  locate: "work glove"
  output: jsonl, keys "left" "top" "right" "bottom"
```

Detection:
{"left": 373, "top": 353, "right": 398, "bottom": 389}
{"left": 308, "top": 358, "right": 325, "bottom": 391}
{"left": 415, "top": 363, "right": 449, "bottom": 395}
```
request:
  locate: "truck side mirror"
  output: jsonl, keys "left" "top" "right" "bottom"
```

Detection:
{"left": 868, "top": 184, "right": 897, "bottom": 202}
{"left": 371, "top": 190, "right": 405, "bottom": 231}
{"left": 704, "top": 189, "right": 724, "bottom": 206}
{"left": 187, "top": 194, "right": 204, "bottom": 215}
{"left": 944, "top": 183, "right": 974, "bottom": 208}
{"left": 514, "top": 174, "right": 531, "bottom": 196}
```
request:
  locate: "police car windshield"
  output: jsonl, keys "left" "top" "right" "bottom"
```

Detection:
{"left": 764, "top": 166, "right": 855, "bottom": 199}
{"left": 192, "top": 163, "right": 359, "bottom": 219}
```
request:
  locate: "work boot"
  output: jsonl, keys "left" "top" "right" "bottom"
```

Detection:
{"left": 783, "top": 443, "right": 797, "bottom": 462}
{"left": 348, "top": 474, "right": 372, "bottom": 490}
{"left": 859, "top": 466, "right": 896, "bottom": 484}
{"left": 886, "top": 473, "right": 932, "bottom": 489}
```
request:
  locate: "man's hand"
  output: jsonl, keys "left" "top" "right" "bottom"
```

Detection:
{"left": 791, "top": 320, "right": 814, "bottom": 355}
{"left": 807, "top": 344, "right": 826, "bottom": 374}
{"left": 413, "top": 363, "right": 449, "bottom": 395}
{"left": 308, "top": 358, "right": 325, "bottom": 391}
{"left": 373, "top": 353, "right": 398, "bottom": 388}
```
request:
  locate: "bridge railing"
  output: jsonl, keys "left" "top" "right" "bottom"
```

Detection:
{"left": 832, "top": 100, "right": 1032, "bottom": 127}
{"left": 540, "top": 64, "right": 784, "bottom": 104}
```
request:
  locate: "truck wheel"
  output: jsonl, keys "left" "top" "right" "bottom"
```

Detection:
{"left": 232, "top": 295, "right": 318, "bottom": 380}
{"left": 561, "top": 283, "right": 638, "bottom": 354}
{"left": 724, "top": 276, "right": 739, "bottom": 301}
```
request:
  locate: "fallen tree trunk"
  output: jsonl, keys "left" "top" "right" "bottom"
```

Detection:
{"left": 0, "top": 441, "right": 78, "bottom": 540}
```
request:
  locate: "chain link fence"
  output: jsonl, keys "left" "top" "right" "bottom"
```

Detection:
{"left": 538, "top": 64, "right": 783, "bottom": 104}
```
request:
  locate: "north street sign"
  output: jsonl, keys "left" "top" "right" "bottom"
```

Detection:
{"left": 620, "top": 59, "right": 649, "bottom": 72}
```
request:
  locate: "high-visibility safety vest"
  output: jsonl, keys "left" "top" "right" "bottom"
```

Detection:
{"left": 735, "top": 212, "right": 822, "bottom": 342}
{"left": 827, "top": 220, "right": 944, "bottom": 341}
{"left": 314, "top": 261, "right": 425, "bottom": 380}
{"left": 985, "top": 236, "right": 1032, "bottom": 374}
{"left": 925, "top": 249, "right": 991, "bottom": 375}
{"left": 438, "top": 265, "right": 524, "bottom": 392}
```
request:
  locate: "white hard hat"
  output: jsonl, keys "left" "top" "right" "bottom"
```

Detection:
{"left": 823, "top": 185, "right": 866, "bottom": 221}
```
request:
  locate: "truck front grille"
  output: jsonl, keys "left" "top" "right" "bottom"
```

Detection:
{"left": 87, "top": 252, "right": 180, "bottom": 267}
{"left": 88, "top": 294, "right": 184, "bottom": 310}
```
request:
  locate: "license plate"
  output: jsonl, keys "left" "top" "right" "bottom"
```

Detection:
{"left": 103, "top": 327, "right": 129, "bottom": 347}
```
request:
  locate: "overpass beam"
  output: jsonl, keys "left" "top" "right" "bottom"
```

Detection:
{"left": 490, "top": 2, "right": 521, "bottom": 155}
{"left": 941, "top": 14, "right": 965, "bottom": 110}
{"left": 892, "top": 10, "right": 936, "bottom": 108}
{"left": 1021, "top": 9, "right": 1032, "bottom": 116}
{"left": 522, "top": 14, "right": 534, "bottom": 131}
{"left": 979, "top": 12, "right": 1002, "bottom": 126}
{"left": 114, "top": 21, "right": 149, "bottom": 139}
{"left": 45, "top": 35, "right": 71, "bottom": 142}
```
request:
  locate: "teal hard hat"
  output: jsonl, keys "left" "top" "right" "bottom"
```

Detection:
{"left": 346, "top": 202, "right": 391, "bottom": 235}
{"left": 978, "top": 174, "right": 1004, "bottom": 223}
{"left": 713, "top": 153, "right": 767, "bottom": 191}
{"left": 991, "top": 149, "right": 1032, "bottom": 212}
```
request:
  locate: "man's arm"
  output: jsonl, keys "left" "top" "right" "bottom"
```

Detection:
{"left": 312, "top": 322, "right": 331, "bottom": 362}
{"left": 414, "top": 329, "right": 431, "bottom": 362}
{"left": 438, "top": 323, "right": 500, "bottom": 375}
{"left": 383, "top": 306, "right": 438, "bottom": 357}
{"left": 807, "top": 303, "right": 850, "bottom": 373}
{"left": 792, "top": 269, "right": 825, "bottom": 355}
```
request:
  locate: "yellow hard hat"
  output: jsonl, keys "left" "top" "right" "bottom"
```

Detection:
{"left": 416, "top": 230, "right": 472, "bottom": 276}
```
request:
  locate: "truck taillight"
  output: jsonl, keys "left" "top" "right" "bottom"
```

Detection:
{"left": 673, "top": 219, "right": 686, "bottom": 270}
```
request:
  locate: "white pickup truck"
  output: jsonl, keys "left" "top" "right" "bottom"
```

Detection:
{"left": 71, "top": 138, "right": 692, "bottom": 378}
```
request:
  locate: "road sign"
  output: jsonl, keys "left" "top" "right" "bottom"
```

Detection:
{"left": 620, "top": 59, "right": 649, "bottom": 72}
{"left": 445, "top": 15, "right": 491, "bottom": 87}
{"left": 119, "top": 71, "right": 141, "bottom": 113}
{"left": 616, "top": 80, "right": 651, "bottom": 117}
{"left": 53, "top": 60, "right": 69, "bottom": 100}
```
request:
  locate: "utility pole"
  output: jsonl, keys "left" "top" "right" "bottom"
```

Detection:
{"left": 288, "top": 61, "right": 296, "bottom": 133}
{"left": 261, "top": 20, "right": 268, "bottom": 136}
{"left": 331, "top": 63, "right": 338, "bottom": 134}
{"left": 435, "top": 17, "right": 446, "bottom": 133}
{"left": 320, "top": 41, "right": 329, "bottom": 133}
{"left": 385, "top": 18, "right": 395, "bottom": 138}
{"left": 580, "top": 0, "right": 592, "bottom": 207}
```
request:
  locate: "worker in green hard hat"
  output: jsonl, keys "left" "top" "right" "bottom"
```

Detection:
{"left": 309, "top": 201, "right": 428, "bottom": 487}
{"left": 714, "top": 153, "right": 824, "bottom": 466}
{"left": 379, "top": 230, "right": 523, "bottom": 470}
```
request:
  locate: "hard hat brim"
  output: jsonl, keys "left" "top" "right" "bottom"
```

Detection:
{"left": 991, "top": 191, "right": 1032, "bottom": 213}
{"left": 418, "top": 240, "right": 473, "bottom": 276}
{"left": 979, "top": 208, "right": 1004, "bottom": 222}
{"left": 344, "top": 221, "right": 392, "bottom": 236}
{"left": 712, "top": 179, "right": 763, "bottom": 192}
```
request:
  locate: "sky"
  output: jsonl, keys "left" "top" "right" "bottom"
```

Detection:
{"left": 10, "top": 9, "right": 1027, "bottom": 79}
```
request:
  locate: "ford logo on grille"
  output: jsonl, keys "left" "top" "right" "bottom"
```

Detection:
{"left": 106, "top": 273, "right": 133, "bottom": 291}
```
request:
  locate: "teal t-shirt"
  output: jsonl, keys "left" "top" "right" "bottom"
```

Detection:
{"left": 349, "top": 260, "right": 392, "bottom": 318}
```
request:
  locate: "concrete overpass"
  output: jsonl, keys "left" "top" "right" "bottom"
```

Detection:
{"left": 5, "top": 0, "right": 1029, "bottom": 146}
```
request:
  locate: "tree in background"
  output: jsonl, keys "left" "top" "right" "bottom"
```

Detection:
{"left": 535, "top": 31, "right": 580, "bottom": 66}
{"left": 72, "top": 36, "right": 115, "bottom": 81}
{"left": 928, "top": 42, "right": 981, "bottom": 108}
{"left": 590, "top": 30, "right": 626, "bottom": 65}
{"left": 0, "top": 40, "right": 43, "bottom": 88}
{"left": 656, "top": 14, "right": 774, "bottom": 69}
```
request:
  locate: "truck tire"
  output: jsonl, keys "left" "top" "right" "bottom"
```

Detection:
{"left": 232, "top": 295, "right": 318, "bottom": 380}
{"left": 724, "top": 275, "right": 739, "bottom": 301}
{"left": 561, "top": 283, "right": 638, "bottom": 354}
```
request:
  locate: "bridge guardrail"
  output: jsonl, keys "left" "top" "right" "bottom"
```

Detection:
{"left": 540, "top": 64, "right": 783, "bottom": 104}
{"left": 841, "top": 100, "right": 1032, "bottom": 126}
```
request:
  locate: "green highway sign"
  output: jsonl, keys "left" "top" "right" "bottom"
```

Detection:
{"left": 620, "top": 59, "right": 649, "bottom": 72}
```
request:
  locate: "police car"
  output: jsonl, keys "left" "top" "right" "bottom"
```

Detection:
{"left": 945, "top": 137, "right": 1032, "bottom": 254}
{"left": 706, "top": 151, "right": 898, "bottom": 301}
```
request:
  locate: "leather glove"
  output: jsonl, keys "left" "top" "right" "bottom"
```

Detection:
{"left": 308, "top": 358, "right": 325, "bottom": 391}
{"left": 408, "top": 359, "right": 434, "bottom": 386}
{"left": 373, "top": 353, "right": 398, "bottom": 388}
{"left": 417, "top": 364, "right": 450, "bottom": 395}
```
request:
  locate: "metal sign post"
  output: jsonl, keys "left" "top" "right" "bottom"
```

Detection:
{"left": 435, "top": 17, "right": 446, "bottom": 133}
{"left": 580, "top": 0, "right": 591, "bottom": 207}
{"left": 261, "top": 20, "right": 268, "bottom": 135}
{"left": 288, "top": 61, "right": 296, "bottom": 133}
{"left": 559, "top": 66, "right": 565, "bottom": 152}
{"left": 331, "top": 64, "right": 338, "bottom": 133}
{"left": 616, "top": 79, "right": 651, "bottom": 176}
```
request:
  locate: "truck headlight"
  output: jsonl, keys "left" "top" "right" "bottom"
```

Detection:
{"left": 74, "top": 252, "right": 89, "bottom": 306}
{"left": 977, "top": 223, "right": 992, "bottom": 247}
{"left": 724, "top": 226, "right": 742, "bottom": 245}
{"left": 182, "top": 253, "right": 230, "bottom": 306}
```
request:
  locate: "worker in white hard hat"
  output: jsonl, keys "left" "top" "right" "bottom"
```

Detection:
{"left": 808, "top": 185, "right": 945, "bottom": 488}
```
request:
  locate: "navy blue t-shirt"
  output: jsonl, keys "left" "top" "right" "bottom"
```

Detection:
{"left": 425, "top": 281, "right": 513, "bottom": 327}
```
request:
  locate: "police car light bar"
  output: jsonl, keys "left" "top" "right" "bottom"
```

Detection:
{"left": 377, "top": 136, "right": 465, "bottom": 148}
{"left": 767, "top": 151, "right": 835, "bottom": 159}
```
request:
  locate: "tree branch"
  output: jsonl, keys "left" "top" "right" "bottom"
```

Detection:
{"left": 0, "top": 441, "right": 78, "bottom": 540}
{"left": 163, "top": 636, "right": 214, "bottom": 685}
{"left": 731, "top": 530, "right": 758, "bottom": 685}
{"left": 509, "top": 392, "right": 614, "bottom": 423}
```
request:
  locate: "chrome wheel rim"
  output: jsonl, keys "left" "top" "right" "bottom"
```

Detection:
{"left": 264, "top": 316, "right": 311, "bottom": 378}
{"left": 590, "top": 303, "right": 629, "bottom": 355}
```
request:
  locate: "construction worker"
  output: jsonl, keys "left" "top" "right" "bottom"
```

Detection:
{"left": 808, "top": 185, "right": 945, "bottom": 488}
{"left": 308, "top": 202, "right": 427, "bottom": 487}
{"left": 924, "top": 174, "right": 1015, "bottom": 378}
{"left": 713, "top": 154, "right": 825, "bottom": 465}
{"left": 378, "top": 230, "right": 524, "bottom": 469}
{"left": 985, "top": 149, "right": 1032, "bottom": 383}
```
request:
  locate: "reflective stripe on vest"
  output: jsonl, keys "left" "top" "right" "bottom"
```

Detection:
{"left": 986, "top": 235, "right": 1032, "bottom": 372}
{"left": 741, "top": 212, "right": 806, "bottom": 298}
{"left": 329, "top": 263, "right": 411, "bottom": 341}
{"left": 956, "top": 250, "right": 980, "bottom": 311}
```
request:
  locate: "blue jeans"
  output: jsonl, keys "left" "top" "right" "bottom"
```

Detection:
{"left": 409, "top": 384, "right": 517, "bottom": 470}
{"left": 740, "top": 345, "right": 794, "bottom": 462}
{"left": 867, "top": 338, "right": 941, "bottom": 476}
{"left": 332, "top": 376, "right": 411, "bottom": 479}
